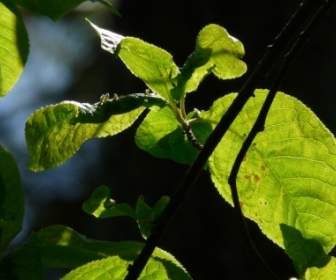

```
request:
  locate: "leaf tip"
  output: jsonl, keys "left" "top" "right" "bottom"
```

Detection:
{"left": 86, "top": 18, "right": 124, "bottom": 54}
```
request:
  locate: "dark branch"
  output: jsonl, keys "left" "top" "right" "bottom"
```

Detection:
{"left": 124, "top": 1, "right": 334, "bottom": 279}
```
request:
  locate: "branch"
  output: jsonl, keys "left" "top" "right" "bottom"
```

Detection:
{"left": 124, "top": 1, "right": 334, "bottom": 279}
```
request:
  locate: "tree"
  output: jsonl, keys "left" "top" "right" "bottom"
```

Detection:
{"left": 1, "top": 0, "right": 336, "bottom": 279}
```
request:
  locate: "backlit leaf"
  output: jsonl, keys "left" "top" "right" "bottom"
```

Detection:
{"left": 0, "top": 2, "right": 29, "bottom": 97}
{"left": 206, "top": 89, "right": 336, "bottom": 271}
{"left": 304, "top": 256, "right": 336, "bottom": 280}
{"left": 88, "top": 21, "right": 180, "bottom": 102}
{"left": 135, "top": 106, "right": 211, "bottom": 164}
{"left": 172, "top": 24, "right": 247, "bottom": 100}
{"left": 25, "top": 101, "right": 144, "bottom": 171}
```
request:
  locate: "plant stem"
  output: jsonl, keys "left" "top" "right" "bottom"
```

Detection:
{"left": 124, "top": 1, "right": 333, "bottom": 279}
{"left": 172, "top": 102, "right": 204, "bottom": 150}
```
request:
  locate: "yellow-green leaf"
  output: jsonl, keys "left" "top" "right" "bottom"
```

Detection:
{"left": 206, "top": 89, "right": 336, "bottom": 272}
{"left": 25, "top": 101, "right": 144, "bottom": 171}
{"left": 172, "top": 24, "right": 247, "bottom": 100}
{"left": 304, "top": 257, "right": 336, "bottom": 280}
{"left": 135, "top": 106, "right": 211, "bottom": 164}
{"left": 88, "top": 21, "right": 180, "bottom": 102}
{"left": 0, "top": 2, "right": 28, "bottom": 97}
{"left": 27, "top": 225, "right": 191, "bottom": 280}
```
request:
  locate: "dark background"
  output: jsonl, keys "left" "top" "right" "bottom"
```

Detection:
{"left": 2, "top": 0, "right": 336, "bottom": 279}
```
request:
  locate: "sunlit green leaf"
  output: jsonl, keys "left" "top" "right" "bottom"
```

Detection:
{"left": 28, "top": 225, "right": 191, "bottom": 279}
{"left": 15, "top": 0, "right": 86, "bottom": 19}
{"left": 82, "top": 185, "right": 135, "bottom": 219}
{"left": 207, "top": 89, "right": 336, "bottom": 270}
{"left": 0, "top": 146, "right": 24, "bottom": 255}
{"left": 135, "top": 196, "right": 169, "bottom": 239}
{"left": 25, "top": 101, "right": 144, "bottom": 171}
{"left": 304, "top": 256, "right": 336, "bottom": 280}
{"left": 0, "top": 2, "right": 29, "bottom": 97}
{"left": 62, "top": 254, "right": 190, "bottom": 280}
{"left": 172, "top": 24, "right": 247, "bottom": 100}
{"left": 88, "top": 21, "right": 180, "bottom": 102}
{"left": 135, "top": 106, "right": 211, "bottom": 164}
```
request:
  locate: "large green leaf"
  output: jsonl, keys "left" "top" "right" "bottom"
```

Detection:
{"left": 0, "top": 2, "right": 29, "bottom": 97}
{"left": 206, "top": 90, "right": 336, "bottom": 271}
{"left": 135, "top": 106, "right": 212, "bottom": 164}
{"left": 89, "top": 21, "right": 180, "bottom": 102}
{"left": 0, "top": 146, "right": 24, "bottom": 254}
{"left": 25, "top": 101, "right": 144, "bottom": 171}
{"left": 28, "top": 225, "right": 191, "bottom": 279}
{"left": 304, "top": 256, "right": 336, "bottom": 280}
{"left": 172, "top": 24, "right": 247, "bottom": 100}
{"left": 15, "top": 0, "right": 86, "bottom": 19}
{"left": 82, "top": 185, "right": 135, "bottom": 219}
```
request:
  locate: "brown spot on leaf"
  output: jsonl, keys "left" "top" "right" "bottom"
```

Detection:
{"left": 253, "top": 174, "right": 260, "bottom": 183}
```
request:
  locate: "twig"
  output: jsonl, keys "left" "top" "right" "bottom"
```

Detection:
{"left": 124, "top": 1, "right": 333, "bottom": 279}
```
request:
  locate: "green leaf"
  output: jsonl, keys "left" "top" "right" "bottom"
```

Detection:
{"left": 0, "top": 2, "right": 29, "bottom": 97}
{"left": 88, "top": 21, "right": 180, "bottom": 102}
{"left": 135, "top": 106, "right": 212, "bottom": 164}
{"left": 0, "top": 146, "right": 24, "bottom": 254}
{"left": 207, "top": 90, "right": 336, "bottom": 269}
{"left": 82, "top": 186, "right": 169, "bottom": 239}
{"left": 62, "top": 253, "right": 190, "bottom": 280}
{"left": 304, "top": 256, "right": 336, "bottom": 280}
{"left": 135, "top": 196, "right": 170, "bottom": 239}
{"left": 82, "top": 185, "right": 135, "bottom": 219}
{"left": 25, "top": 101, "right": 144, "bottom": 171}
{"left": 172, "top": 24, "right": 247, "bottom": 100}
{"left": 29, "top": 225, "right": 191, "bottom": 279}
{"left": 15, "top": 0, "right": 86, "bottom": 19}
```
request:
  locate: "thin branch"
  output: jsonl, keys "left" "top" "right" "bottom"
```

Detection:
{"left": 124, "top": 1, "right": 333, "bottom": 279}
